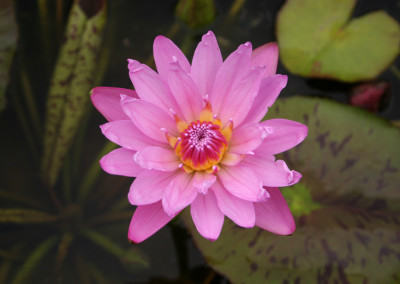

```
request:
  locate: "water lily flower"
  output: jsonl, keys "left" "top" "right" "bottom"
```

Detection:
{"left": 91, "top": 31, "right": 308, "bottom": 243}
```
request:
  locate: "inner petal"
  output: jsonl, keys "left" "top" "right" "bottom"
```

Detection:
{"left": 175, "top": 120, "right": 227, "bottom": 171}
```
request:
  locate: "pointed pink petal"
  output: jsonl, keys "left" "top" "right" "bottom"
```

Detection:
{"left": 100, "top": 148, "right": 143, "bottom": 177}
{"left": 100, "top": 120, "right": 163, "bottom": 151}
{"left": 162, "top": 172, "right": 198, "bottom": 216}
{"left": 229, "top": 123, "right": 269, "bottom": 154}
{"left": 128, "top": 170, "right": 180, "bottom": 205}
{"left": 212, "top": 181, "right": 255, "bottom": 228}
{"left": 192, "top": 172, "right": 217, "bottom": 194}
{"left": 241, "top": 75, "right": 288, "bottom": 125}
{"left": 190, "top": 191, "right": 224, "bottom": 241}
{"left": 243, "top": 155, "right": 302, "bottom": 187}
{"left": 128, "top": 59, "right": 179, "bottom": 113}
{"left": 168, "top": 61, "right": 203, "bottom": 122}
{"left": 128, "top": 201, "right": 175, "bottom": 243}
{"left": 91, "top": 87, "right": 137, "bottom": 121}
{"left": 134, "top": 146, "right": 180, "bottom": 171}
{"left": 258, "top": 119, "right": 308, "bottom": 155}
{"left": 254, "top": 187, "right": 295, "bottom": 235}
{"left": 218, "top": 163, "right": 268, "bottom": 202}
{"left": 121, "top": 95, "right": 178, "bottom": 142}
{"left": 251, "top": 42, "right": 279, "bottom": 78}
{"left": 210, "top": 42, "right": 253, "bottom": 123}
{"left": 153, "top": 35, "right": 191, "bottom": 82}
{"left": 191, "top": 31, "right": 223, "bottom": 97}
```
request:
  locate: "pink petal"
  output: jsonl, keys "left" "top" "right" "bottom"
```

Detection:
{"left": 251, "top": 42, "right": 279, "bottom": 78}
{"left": 121, "top": 95, "right": 178, "bottom": 142}
{"left": 229, "top": 123, "right": 270, "bottom": 154}
{"left": 168, "top": 61, "right": 203, "bottom": 122}
{"left": 162, "top": 172, "right": 198, "bottom": 216}
{"left": 219, "top": 66, "right": 264, "bottom": 125}
{"left": 134, "top": 146, "right": 180, "bottom": 171}
{"left": 243, "top": 155, "right": 302, "bottom": 187}
{"left": 209, "top": 42, "right": 253, "bottom": 123}
{"left": 254, "top": 187, "right": 295, "bottom": 235}
{"left": 241, "top": 75, "right": 288, "bottom": 125}
{"left": 153, "top": 35, "right": 191, "bottom": 83}
{"left": 192, "top": 172, "right": 217, "bottom": 194}
{"left": 91, "top": 87, "right": 137, "bottom": 122}
{"left": 128, "top": 59, "right": 179, "bottom": 113}
{"left": 128, "top": 170, "right": 180, "bottom": 205}
{"left": 100, "top": 148, "right": 143, "bottom": 177}
{"left": 100, "top": 120, "right": 163, "bottom": 151}
{"left": 191, "top": 31, "right": 223, "bottom": 97}
{"left": 128, "top": 201, "right": 175, "bottom": 243}
{"left": 190, "top": 191, "right": 224, "bottom": 241}
{"left": 220, "top": 152, "right": 245, "bottom": 166}
{"left": 258, "top": 119, "right": 308, "bottom": 155}
{"left": 218, "top": 163, "right": 268, "bottom": 202}
{"left": 212, "top": 181, "right": 255, "bottom": 228}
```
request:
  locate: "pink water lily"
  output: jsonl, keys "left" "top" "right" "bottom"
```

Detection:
{"left": 91, "top": 31, "right": 307, "bottom": 243}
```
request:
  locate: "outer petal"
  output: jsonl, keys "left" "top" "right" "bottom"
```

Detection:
{"left": 100, "top": 148, "right": 143, "bottom": 177}
{"left": 100, "top": 120, "right": 163, "bottom": 151}
{"left": 190, "top": 191, "right": 224, "bottom": 241}
{"left": 243, "top": 155, "right": 302, "bottom": 187}
{"left": 121, "top": 95, "right": 178, "bottom": 142}
{"left": 212, "top": 181, "right": 255, "bottom": 228}
{"left": 209, "top": 42, "right": 252, "bottom": 123}
{"left": 254, "top": 187, "right": 295, "bottom": 235}
{"left": 134, "top": 146, "right": 180, "bottom": 171}
{"left": 241, "top": 75, "right": 288, "bottom": 125}
{"left": 128, "top": 201, "right": 175, "bottom": 243}
{"left": 258, "top": 119, "right": 308, "bottom": 155}
{"left": 191, "top": 31, "right": 223, "bottom": 97}
{"left": 251, "top": 42, "right": 279, "bottom": 78}
{"left": 218, "top": 163, "right": 268, "bottom": 202}
{"left": 168, "top": 61, "right": 203, "bottom": 122}
{"left": 128, "top": 59, "right": 179, "bottom": 113}
{"left": 91, "top": 87, "right": 137, "bottom": 122}
{"left": 153, "top": 35, "right": 191, "bottom": 82}
{"left": 128, "top": 170, "right": 180, "bottom": 205}
{"left": 162, "top": 172, "right": 198, "bottom": 216}
{"left": 229, "top": 123, "right": 271, "bottom": 154}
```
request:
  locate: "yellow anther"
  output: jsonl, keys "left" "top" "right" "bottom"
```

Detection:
{"left": 221, "top": 120, "right": 233, "bottom": 141}
{"left": 174, "top": 114, "right": 188, "bottom": 132}
{"left": 199, "top": 101, "right": 214, "bottom": 122}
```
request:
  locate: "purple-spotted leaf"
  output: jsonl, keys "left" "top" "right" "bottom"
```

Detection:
{"left": 0, "top": 0, "right": 17, "bottom": 111}
{"left": 42, "top": 0, "right": 107, "bottom": 187}
{"left": 277, "top": 0, "right": 400, "bottom": 82}
{"left": 185, "top": 97, "right": 400, "bottom": 283}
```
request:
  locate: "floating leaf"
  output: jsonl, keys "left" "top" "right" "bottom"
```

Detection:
{"left": 185, "top": 97, "right": 400, "bottom": 283}
{"left": 0, "top": 208, "right": 59, "bottom": 223}
{"left": 277, "top": 0, "right": 400, "bottom": 82}
{"left": 42, "top": 0, "right": 107, "bottom": 187}
{"left": 0, "top": 0, "right": 18, "bottom": 112}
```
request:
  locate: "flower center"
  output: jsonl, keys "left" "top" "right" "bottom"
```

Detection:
{"left": 175, "top": 121, "right": 227, "bottom": 171}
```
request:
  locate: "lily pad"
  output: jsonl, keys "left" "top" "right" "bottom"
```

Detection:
{"left": 185, "top": 96, "right": 400, "bottom": 283}
{"left": 0, "top": 0, "right": 18, "bottom": 112}
{"left": 276, "top": 0, "right": 400, "bottom": 82}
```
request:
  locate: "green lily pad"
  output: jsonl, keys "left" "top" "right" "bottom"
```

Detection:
{"left": 0, "top": 0, "right": 17, "bottom": 112}
{"left": 185, "top": 97, "right": 400, "bottom": 283}
{"left": 276, "top": 0, "right": 400, "bottom": 82}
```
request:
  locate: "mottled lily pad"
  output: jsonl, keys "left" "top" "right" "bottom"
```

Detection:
{"left": 0, "top": 0, "right": 18, "bottom": 111}
{"left": 185, "top": 96, "right": 400, "bottom": 283}
{"left": 276, "top": 0, "right": 400, "bottom": 82}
